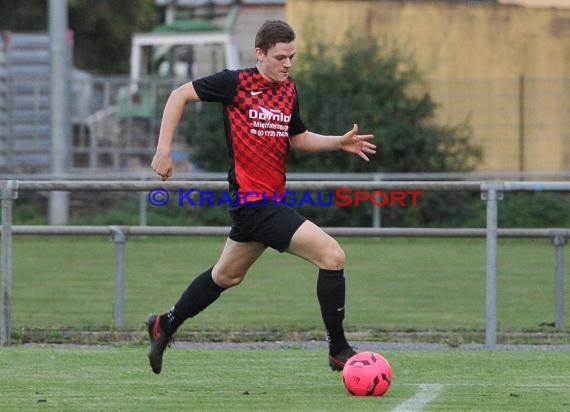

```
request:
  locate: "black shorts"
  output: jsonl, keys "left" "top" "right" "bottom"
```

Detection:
{"left": 228, "top": 201, "right": 306, "bottom": 252}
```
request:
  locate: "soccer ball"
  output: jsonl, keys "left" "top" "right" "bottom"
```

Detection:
{"left": 342, "top": 351, "right": 392, "bottom": 396}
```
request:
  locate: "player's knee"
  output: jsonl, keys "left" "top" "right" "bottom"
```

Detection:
{"left": 217, "top": 274, "right": 244, "bottom": 288}
{"left": 321, "top": 243, "right": 345, "bottom": 270}
{"left": 223, "top": 276, "right": 244, "bottom": 288}
{"left": 212, "top": 268, "right": 246, "bottom": 288}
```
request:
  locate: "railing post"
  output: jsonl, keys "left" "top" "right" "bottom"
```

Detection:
{"left": 139, "top": 191, "right": 148, "bottom": 227}
{"left": 139, "top": 176, "right": 149, "bottom": 227}
{"left": 372, "top": 174, "right": 382, "bottom": 228}
{"left": 1, "top": 180, "right": 18, "bottom": 346}
{"left": 551, "top": 233, "right": 567, "bottom": 329}
{"left": 109, "top": 226, "right": 126, "bottom": 328}
{"left": 481, "top": 182, "right": 503, "bottom": 349}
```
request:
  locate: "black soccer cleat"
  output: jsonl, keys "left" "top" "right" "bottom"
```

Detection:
{"left": 146, "top": 313, "right": 172, "bottom": 374}
{"left": 329, "top": 347, "right": 357, "bottom": 371}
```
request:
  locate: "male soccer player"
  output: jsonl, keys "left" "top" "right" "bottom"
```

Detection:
{"left": 148, "top": 20, "right": 376, "bottom": 374}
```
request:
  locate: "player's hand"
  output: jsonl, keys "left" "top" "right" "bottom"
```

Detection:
{"left": 340, "top": 124, "right": 376, "bottom": 162}
{"left": 151, "top": 149, "right": 173, "bottom": 181}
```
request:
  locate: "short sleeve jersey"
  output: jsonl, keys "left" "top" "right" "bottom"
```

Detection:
{"left": 192, "top": 67, "right": 307, "bottom": 204}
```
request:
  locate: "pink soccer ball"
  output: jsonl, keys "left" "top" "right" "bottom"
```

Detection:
{"left": 342, "top": 351, "right": 392, "bottom": 396}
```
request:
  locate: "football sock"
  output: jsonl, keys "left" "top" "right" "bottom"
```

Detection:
{"left": 317, "top": 268, "right": 350, "bottom": 356}
{"left": 159, "top": 267, "right": 225, "bottom": 336}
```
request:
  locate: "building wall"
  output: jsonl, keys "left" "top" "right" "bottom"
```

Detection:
{"left": 287, "top": 1, "right": 570, "bottom": 172}
{"left": 233, "top": 5, "right": 286, "bottom": 67}
{"left": 188, "top": 4, "right": 285, "bottom": 78}
{"left": 499, "top": 0, "right": 570, "bottom": 8}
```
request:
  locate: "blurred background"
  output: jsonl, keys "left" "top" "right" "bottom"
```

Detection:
{"left": 0, "top": 0, "right": 569, "bottom": 228}
{"left": 0, "top": 0, "right": 569, "bottom": 348}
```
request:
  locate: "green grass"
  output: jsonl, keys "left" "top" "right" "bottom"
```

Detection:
{"left": 0, "top": 346, "right": 569, "bottom": 411}
{"left": 9, "top": 236, "right": 569, "bottom": 340}
{"left": 5, "top": 236, "right": 570, "bottom": 410}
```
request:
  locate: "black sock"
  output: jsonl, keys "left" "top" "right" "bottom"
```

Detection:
{"left": 159, "top": 267, "right": 225, "bottom": 336}
{"left": 317, "top": 268, "right": 350, "bottom": 356}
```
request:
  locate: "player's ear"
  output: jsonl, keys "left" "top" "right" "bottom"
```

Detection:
{"left": 255, "top": 47, "right": 265, "bottom": 62}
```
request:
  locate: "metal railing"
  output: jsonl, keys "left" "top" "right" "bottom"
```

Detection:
{"left": 1, "top": 180, "right": 569, "bottom": 348}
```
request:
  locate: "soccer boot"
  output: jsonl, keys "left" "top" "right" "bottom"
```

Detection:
{"left": 146, "top": 313, "right": 172, "bottom": 374}
{"left": 329, "top": 346, "right": 357, "bottom": 371}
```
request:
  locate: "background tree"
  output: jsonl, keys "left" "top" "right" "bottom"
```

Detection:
{"left": 289, "top": 38, "right": 480, "bottom": 174}
{"left": 68, "top": 0, "right": 157, "bottom": 74}
{"left": 0, "top": 0, "right": 157, "bottom": 74}
{"left": 189, "top": 36, "right": 482, "bottom": 227}
{"left": 0, "top": 0, "right": 47, "bottom": 31}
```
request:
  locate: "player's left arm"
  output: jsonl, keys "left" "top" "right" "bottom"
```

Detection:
{"left": 290, "top": 124, "right": 376, "bottom": 162}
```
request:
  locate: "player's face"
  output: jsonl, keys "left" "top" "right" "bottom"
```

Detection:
{"left": 256, "top": 42, "right": 296, "bottom": 83}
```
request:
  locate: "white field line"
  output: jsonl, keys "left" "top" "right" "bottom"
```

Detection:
{"left": 391, "top": 383, "right": 443, "bottom": 412}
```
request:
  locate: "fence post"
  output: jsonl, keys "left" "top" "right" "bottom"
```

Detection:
{"left": 372, "top": 174, "right": 382, "bottom": 228}
{"left": 109, "top": 226, "right": 126, "bottom": 328}
{"left": 482, "top": 182, "right": 503, "bottom": 349}
{"left": 139, "top": 191, "right": 147, "bottom": 226}
{"left": 552, "top": 233, "right": 567, "bottom": 329}
{"left": 1, "top": 180, "right": 18, "bottom": 346}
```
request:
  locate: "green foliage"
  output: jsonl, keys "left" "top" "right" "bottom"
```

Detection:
{"left": 289, "top": 37, "right": 481, "bottom": 174}
{"left": 68, "top": 0, "right": 157, "bottom": 73}
{"left": 64, "top": 193, "right": 226, "bottom": 227}
{"left": 0, "top": 0, "right": 48, "bottom": 30}
{"left": 186, "top": 104, "right": 229, "bottom": 171}
{"left": 188, "top": 35, "right": 481, "bottom": 227}
{"left": 12, "top": 190, "right": 570, "bottom": 229}
{"left": 499, "top": 193, "right": 570, "bottom": 228}
{"left": 0, "top": 0, "right": 157, "bottom": 74}
{"left": 382, "top": 192, "right": 484, "bottom": 228}
{"left": 12, "top": 192, "right": 233, "bottom": 227}
{"left": 12, "top": 194, "right": 48, "bottom": 225}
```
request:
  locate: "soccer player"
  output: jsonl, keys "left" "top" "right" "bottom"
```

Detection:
{"left": 147, "top": 20, "right": 376, "bottom": 374}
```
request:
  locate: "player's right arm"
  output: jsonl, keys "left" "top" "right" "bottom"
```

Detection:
{"left": 151, "top": 82, "right": 201, "bottom": 180}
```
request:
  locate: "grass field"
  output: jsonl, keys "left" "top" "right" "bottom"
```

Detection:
{"left": 9, "top": 235, "right": 569, "bottom": 341}
{"left": 1, "top": 345, "right": 570, "bottom": 411}
{"left": 3, "top": 235, "right": 570, "bottom": 411}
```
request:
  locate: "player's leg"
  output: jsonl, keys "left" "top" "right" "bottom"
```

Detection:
{"left": 286, "top": 220, "right": 356, "bottom": 371}
{"left": 212, "top": 238, "right": 267, "bottom": 287}
{"left": 147, "top": 238, "right": 265, "bottom": 374}
{"left": 286, "top": 220, "right": 345, "bottom": 269}
{"left": 160, "top": 238, "right": 266, "bottom": 332}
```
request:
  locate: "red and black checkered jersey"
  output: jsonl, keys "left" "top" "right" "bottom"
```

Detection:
{"left": 192, "top": 67, "right": 307, "bottom": 205}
